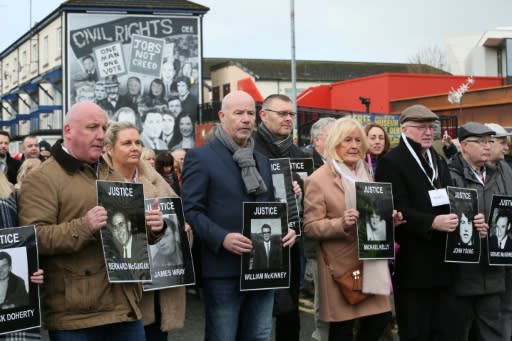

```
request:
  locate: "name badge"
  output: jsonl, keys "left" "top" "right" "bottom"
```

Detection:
{"left": 429, "top": 189, "right": 449, "bottom": 207}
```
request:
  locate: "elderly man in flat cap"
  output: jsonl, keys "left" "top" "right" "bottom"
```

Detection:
{"left": 484, "top": 123, "right": 512, "bottom": 341}
{"left": 448, "top": 122, "right": 507, "bottom": 340}
{"left": 375, "top": 104, "right": 458, "bottom": 340}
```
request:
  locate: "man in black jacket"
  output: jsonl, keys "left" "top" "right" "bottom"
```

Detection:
{"left": 375, "top": 104, "right": 458, "bottom": 341}
{"left": 448, "top": 122, "right": 504, "bottom": 340}
{"left": 0, "top": 131, "right": 20, "bottom": 184}
{"left": 254, "top": 94, "right": 304, "bottom": 341}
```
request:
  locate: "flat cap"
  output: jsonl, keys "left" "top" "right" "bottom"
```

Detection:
{"left": 484, "top": 123, "right": 511, "bottom": 138}
{"left": 458, "top": 122, "right": 495, "bottom": 141}
{"left": 400, "top": 104, "right": 439, "bottom": 124}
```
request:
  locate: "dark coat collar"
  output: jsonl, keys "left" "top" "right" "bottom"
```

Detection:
{"left": 51, "top": 139, "right": 106, "bottom": 174}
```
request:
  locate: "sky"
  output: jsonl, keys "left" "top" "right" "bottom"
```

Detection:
{"left": 1, "top": 0, "right": 512, "bottom": 64}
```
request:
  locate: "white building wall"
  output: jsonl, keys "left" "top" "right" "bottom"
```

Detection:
{"left": 38, "top": 16, "right": 63, "bottom": 74}
{"left": 445, "top": 28, "right": 512, "bottom": 77}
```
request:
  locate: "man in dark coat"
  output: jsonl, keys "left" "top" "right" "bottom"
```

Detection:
{"left": 0, "top": 131, "right": 20, "bottom": 184}
{"left": 182, "top": 90, "right": 296, "bottom": 341}
{"left": 254, "top": 94, "right": 304, "bottom": 341}
{"left": 375, "top": 104, "right": 458, "bottom": 341}
{"left": 448, "top": 122, "right": 505, "bottom": 340}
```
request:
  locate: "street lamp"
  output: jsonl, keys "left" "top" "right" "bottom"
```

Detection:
{"left": 359, "top": 96, "right": 371, "bottom": 113}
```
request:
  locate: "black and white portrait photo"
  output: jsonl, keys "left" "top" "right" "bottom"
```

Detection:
{"left": 105, "top": 210, "right": 146, "bottom": 261}
{"left": 445, "top": 187, "right": 480, "bottom": 263}
{"left": 489, "top": 209, "right": 512, "bottom": 251}
{"left": 249, "top": 221, "right": 283, "bottom": 271}
{"left": 150, "top": 214, "right": 183, "bottom": 268}
{"left": 488, "top": 195, "right": 512, "bottom": 265}
{"left": 457, "top": 203, "right": 476, "bottom": 247}
{"left": 271, "top": 174, "right": 287, "bottom": 204}
{"left": 0, "top": 249, "right": 29, "bottom": 311}
{"left": 366, "top": 210, "right": 387, "bottom": 242}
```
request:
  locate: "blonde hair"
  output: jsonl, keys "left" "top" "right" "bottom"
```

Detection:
{"left": 324, "top": 117, "right": 368, "bottom": 162}
{"left": 105, "top": 121, "right": 139, "bottom": 148}
{"left": 15, "top": 159, "right": 42, "bottom": 190}
{"left": 0, "top": 171, "right": 13, "bottom": 199}
{"left": 141, "top": 147, "right": 156, "bottom": 161}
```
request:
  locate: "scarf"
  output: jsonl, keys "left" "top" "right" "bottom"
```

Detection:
{"left": 257, "top": 123, "right": 293, "bottom": 157}
{"left": 214, "top": 126, "right": 267, "bottom": 195}
{"left": 332, "top": 159, "right": 391, "bottom": 296}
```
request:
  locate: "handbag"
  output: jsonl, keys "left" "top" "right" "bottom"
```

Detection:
{"left": 320, "top": 245, "right": 371, "bottom": 305}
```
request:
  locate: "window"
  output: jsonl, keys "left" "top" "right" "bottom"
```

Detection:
{"left": 21, "top": 50, "right": 27, "bottom": 78}
{"left": 42, "top": 35, "right": 48, "bottom": 66}
{"left": 212, "top": 86, "right": 220, "bottom": 102}
{"left": 506, "top": 39, "right": 512, "bottom": 84}
{"left": 56, "top": 27, "right": 62, "bottom": 54}
{"left": 222, "top": 83, "right": 231, "bottom": 97}
{"left": 31, "top": 41, "right": 38, "bottom": 72}
{"left": 3, "top": 63, "right": 9, "bottom": 84}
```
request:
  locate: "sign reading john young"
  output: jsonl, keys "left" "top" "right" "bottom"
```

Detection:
{"left": 143, "top": 197, "right": 195, "bottom": 291}
{"left": 97, "top": 181, "right": 151, "bottom": 282}
{"left": 445, "top": 186, "right": 480, "bottom": 263}
{"left": 355, "top": 181, "right": 394, "bottom": 259}
{"left": 66, "top": 13, "right": 201, "bottom": 152}
{"left": 0, "top": 226, "right": 40, "bottom": 336}
{"left": 269, "top": 158, "right": 301, "bottom": 235}
{"left": 240, "top": 202, "right": 290, "bottom": 291}
{"left": 488, "top": 195, "right": 512, "bottom": 266}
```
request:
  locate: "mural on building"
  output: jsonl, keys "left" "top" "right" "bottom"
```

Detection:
{"left": 66, "top": 13, "right": 200, "bottom": 152}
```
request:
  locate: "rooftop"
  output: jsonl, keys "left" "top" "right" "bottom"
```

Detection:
{"left": 203, "top": 58, "right": 448, "bottom": 82}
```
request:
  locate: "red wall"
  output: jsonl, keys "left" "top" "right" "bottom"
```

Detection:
{"left": 297, "top": 73, "right": 504, "bottom": 113}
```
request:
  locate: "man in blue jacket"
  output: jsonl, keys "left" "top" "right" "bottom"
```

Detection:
{"left": 182, "top": 90, "right": 296, "bottom": 341}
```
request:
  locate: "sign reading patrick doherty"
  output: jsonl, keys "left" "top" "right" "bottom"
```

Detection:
{"left": 0, "top": 226, "right": 40, "bottom": 336}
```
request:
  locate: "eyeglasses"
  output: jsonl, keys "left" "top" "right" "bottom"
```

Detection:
{"left": 464, "top": 138, "right": 494, "bottom": 146}
{"left": 406, "top": 124, "right": 436, "bottom": 132}
{"left": 264, "top": 108, "right": 297, "bottom": 118}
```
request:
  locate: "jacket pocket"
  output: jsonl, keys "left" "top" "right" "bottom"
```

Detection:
{"left": 63, "top": 263, "right": 114, "bottom": 313}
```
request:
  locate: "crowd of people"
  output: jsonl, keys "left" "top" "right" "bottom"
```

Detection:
{"left": 2, "top": 91, "right": 512, "bottom": 341}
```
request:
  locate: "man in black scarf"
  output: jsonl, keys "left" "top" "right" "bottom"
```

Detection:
{"left": 254, "top": 94, "right": 305, "bottom": 341}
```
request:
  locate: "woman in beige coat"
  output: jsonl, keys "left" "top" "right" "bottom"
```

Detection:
{"left": 304, "top": 117, "right": 403, "bottom": 341}
{"left": 104, "top": 121, "right": 185, "bottom": 340}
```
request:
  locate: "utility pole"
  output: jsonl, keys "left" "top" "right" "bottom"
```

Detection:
{"left": 290, "top": 0, "right": 298, "bottom": 144}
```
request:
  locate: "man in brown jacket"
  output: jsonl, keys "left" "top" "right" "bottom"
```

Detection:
{"left": 18, "top": 102, "right": 163, "bottom": 340}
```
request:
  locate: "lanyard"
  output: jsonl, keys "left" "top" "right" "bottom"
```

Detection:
{"left": 401, "top": 133, "right": 437, "bottom": 188}
{"left": 366, "top": 154, "right": 374, "bottom": 178}
{"left": 470, "top": 166, "right": 486, "bottom": 186}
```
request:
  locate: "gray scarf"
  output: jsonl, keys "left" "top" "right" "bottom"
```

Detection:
{"left": 257, "top": 123, "right": 293, "bottom": 157}
{"left": 214, "top": 126, "right": 268, "bottom": 195}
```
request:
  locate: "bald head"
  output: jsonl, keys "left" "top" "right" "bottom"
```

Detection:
{"left": 218, "top": 91, "right": 256, "bottom": 147}
{"left": 63, "top": 102, "right": 108, "bottom": 163}
{"left": 65, "top": 102, "right": 107, "bottom": 126}
{"left": 221, "top": 91, "right": 255, "bottom": 113}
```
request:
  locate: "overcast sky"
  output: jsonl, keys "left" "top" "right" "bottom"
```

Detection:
{"left": 1, "top": 0, "right": 512, "bottom": 63}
